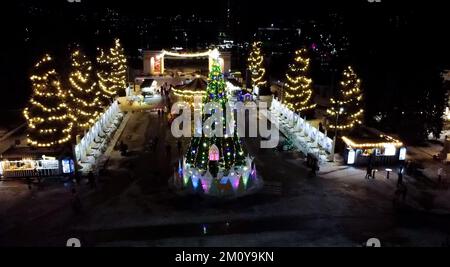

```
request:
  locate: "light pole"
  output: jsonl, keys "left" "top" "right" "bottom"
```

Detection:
{"left": 329, "top": 107, "right": 344, "bottom": 162}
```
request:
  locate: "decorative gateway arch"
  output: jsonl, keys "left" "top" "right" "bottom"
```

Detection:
{"left": 143, "top": 49, "right": 231, "bottom": 76}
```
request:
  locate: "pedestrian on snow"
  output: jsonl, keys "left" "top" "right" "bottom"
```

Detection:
{"left": 438, "top": 167, "right": 443, "bottom": 183}
{"left": 365, "top": 165, "right": 372, "bottom": 179}
{"left": 26, "top": 176, "right": 32, "bottom": 190}
{"left": 397, "top": 168, "right": 403, "bottom": 187}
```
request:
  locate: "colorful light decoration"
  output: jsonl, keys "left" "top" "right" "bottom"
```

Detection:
{"left": 247, "top": 41, "right": 267, "bottom": 90}
{"left": 283, "top": 48, "right": 316, "bottom": 114}
{"left": 184, "top": 59, "right": 246, "bottom": 171}
{"left": 96, "top": 38, "right": 127, "bottom": 106}
{"left": 68, "top": 50, "right": 102, "bottom": 131}
{"left": 23, "top": 54, "right": 73, "bottom": 147}
{"left": 326, "top": 66, "right": 364, "bottom": 130}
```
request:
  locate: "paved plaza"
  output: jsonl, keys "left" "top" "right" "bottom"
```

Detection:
{"left": 1, "top": 106, "right": 450, "bottom": 247}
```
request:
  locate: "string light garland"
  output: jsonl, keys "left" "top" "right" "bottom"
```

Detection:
{"left": 283, "top": 48, "right": 316, "bottom": 114}
{"left": 326, "top": 66, "right": 364, "bottom": 130}
{"left": 247, "top": 41, "right": 267, "bottom": 89}
{"left": 342, "top": 135, "right": 403, "bottom": 149}
{"left": 68, "top": 49, "right": 102, "bottom": 131}
{"left": 23, "top": 54, "right": 73, "bottom": 147}
{"left": 96, "top": 38, "right": 127, "bottom": 106}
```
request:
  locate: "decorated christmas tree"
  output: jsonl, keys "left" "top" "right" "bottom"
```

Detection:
{"left": 96, "top": 39, "right": 127, "bottom": 107}
{"left": 23, "top": 54, "right": 73, "bottom": 147}
{"left": 247, "top": 41, "right": 267, "bottom": 90}
{"left": 96, "top": 48, "right": 115, "bottom": 106}
{"left": 68, "top": 49, "right": 102, "bottom": 132}
{"left": 284, "top": 48, "right": 316, "bottom": 115}
{"left": 185, "top": 59, "right": 246, "bottom": 175}
{"left": 108, "top": 39, "right": 128, "bottom": 94}
{"left": 326, "top": 66, "right": 364, "bottom": 131}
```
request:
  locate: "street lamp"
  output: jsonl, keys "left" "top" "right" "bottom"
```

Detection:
{"left": 329, "top": 107, "right": 344, "bottom": 162}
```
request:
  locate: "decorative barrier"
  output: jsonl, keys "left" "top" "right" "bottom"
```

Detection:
{"left": 74, "top": 101, "right": 123, "bottom": 173}
{"left": 268, "top": 98, "right": 334, "bottom": 163}
{"left": 172, "top": 156, "right": 262, "bottom": 198}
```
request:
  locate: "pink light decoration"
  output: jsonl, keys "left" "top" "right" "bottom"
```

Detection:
{"left": 209, "top": 145, "right": 220, "bottom": 161}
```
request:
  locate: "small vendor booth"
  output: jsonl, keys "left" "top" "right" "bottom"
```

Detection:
{"left": 342, "top": 127, "right": 406, "bottom": 166}
{"left": 0, "top": 152, "right": 74, "bottom": 179}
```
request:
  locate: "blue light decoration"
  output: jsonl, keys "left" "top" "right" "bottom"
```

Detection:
{"left": 192, "top": 175, "right": 199, "bottom": 189}
{"left": 62, "top": 159, "right": 75, "bottom": 174}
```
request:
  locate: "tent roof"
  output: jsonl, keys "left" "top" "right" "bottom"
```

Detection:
{"left": 174, "top": 78, "right": 207, "bottom": 92}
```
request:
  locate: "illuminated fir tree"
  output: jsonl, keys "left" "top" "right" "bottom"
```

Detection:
{"left": 185, "top": 59, "right": 246, "bottom": 173}
{"left": 96, "top": 47, "right": 114, "bottom": 106}
{"left": 109, "top": 39, "right": 127, "bottom": 93}
{"left": 326, "top": 66, "right": 364, "bottom": 131}
{"left": 284, "top": 48, "right": 316, "bottom": 114}
{"left": 247, "top": 41, "right": 267, "bottom": 90}
{"left": 96, "top": 39, "right": 127, "bottom": 106}
{"left": 23, "top": 54, "right": 73, "bottom": 147}
{"left": 68, "top": 49, "right": 102, "bottom": 132}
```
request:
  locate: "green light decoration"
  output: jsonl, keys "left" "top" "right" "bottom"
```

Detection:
{"left": 185, "top": 59, "right": 246, "bottom": 173}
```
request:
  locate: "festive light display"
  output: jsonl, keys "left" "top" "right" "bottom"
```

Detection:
{"left": 96, "top": 39, "right": 127, "bottom": 106}
{"left": 341, "top": 135, "right": 403, "bottom": 149}
{"left": 283, "top": 48, "right": 316, "bottom": 114}
{"left": 68, "top": 49, "right": 102, "bottom": 131}
{"left": 247, "top": 41, "right": 267, "bottom": 89}
{"left": 23, "top": 55, "right": 73, "bottom": 147}
{"left": 185, "top": 60, "right": 246, "bottom": 171}
{"left": 326, "top": 66, "right": 364, "bottom": 130}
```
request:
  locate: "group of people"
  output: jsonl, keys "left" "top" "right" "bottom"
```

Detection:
{"left": 157, "top": 82, "right": 171, "bottom": 97}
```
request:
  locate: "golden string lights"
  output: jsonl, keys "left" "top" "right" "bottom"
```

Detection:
{"left": 23, "top": 54, "right": 73, "bottom": 147}
{"left": 283, "top": 48, "right": 316, "bottom": 114}
{"left": 327, "top": 66, "right": 364, "bottom": 131}
{"left": 97, "top": 38, "right": 128, "bottom": 106}
{"left": 247, "top": 41, "right": 267, "bottom": 89}
{"left": 68, "top": 49, "right": 102, "bottom": 130}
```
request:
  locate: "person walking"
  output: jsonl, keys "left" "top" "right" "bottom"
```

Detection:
{"left": 365, "top": 165, "right": 372, "bottom": 179}
{"left": 397, "top": 168, "right": 403, "bottom": 187}
{"left": 438, "top": 167, "right": 443, "bottom": 183}
{"left": 26, "top": 176, "right": 32, "bottom": 190}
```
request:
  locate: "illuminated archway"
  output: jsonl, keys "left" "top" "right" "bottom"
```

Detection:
{"left": 143, "top": 49, "right": 231, "bottom": 76}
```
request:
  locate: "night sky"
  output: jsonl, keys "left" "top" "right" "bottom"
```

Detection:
{"left": 0, "top": 0, "right": 448, "bottom": 113}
